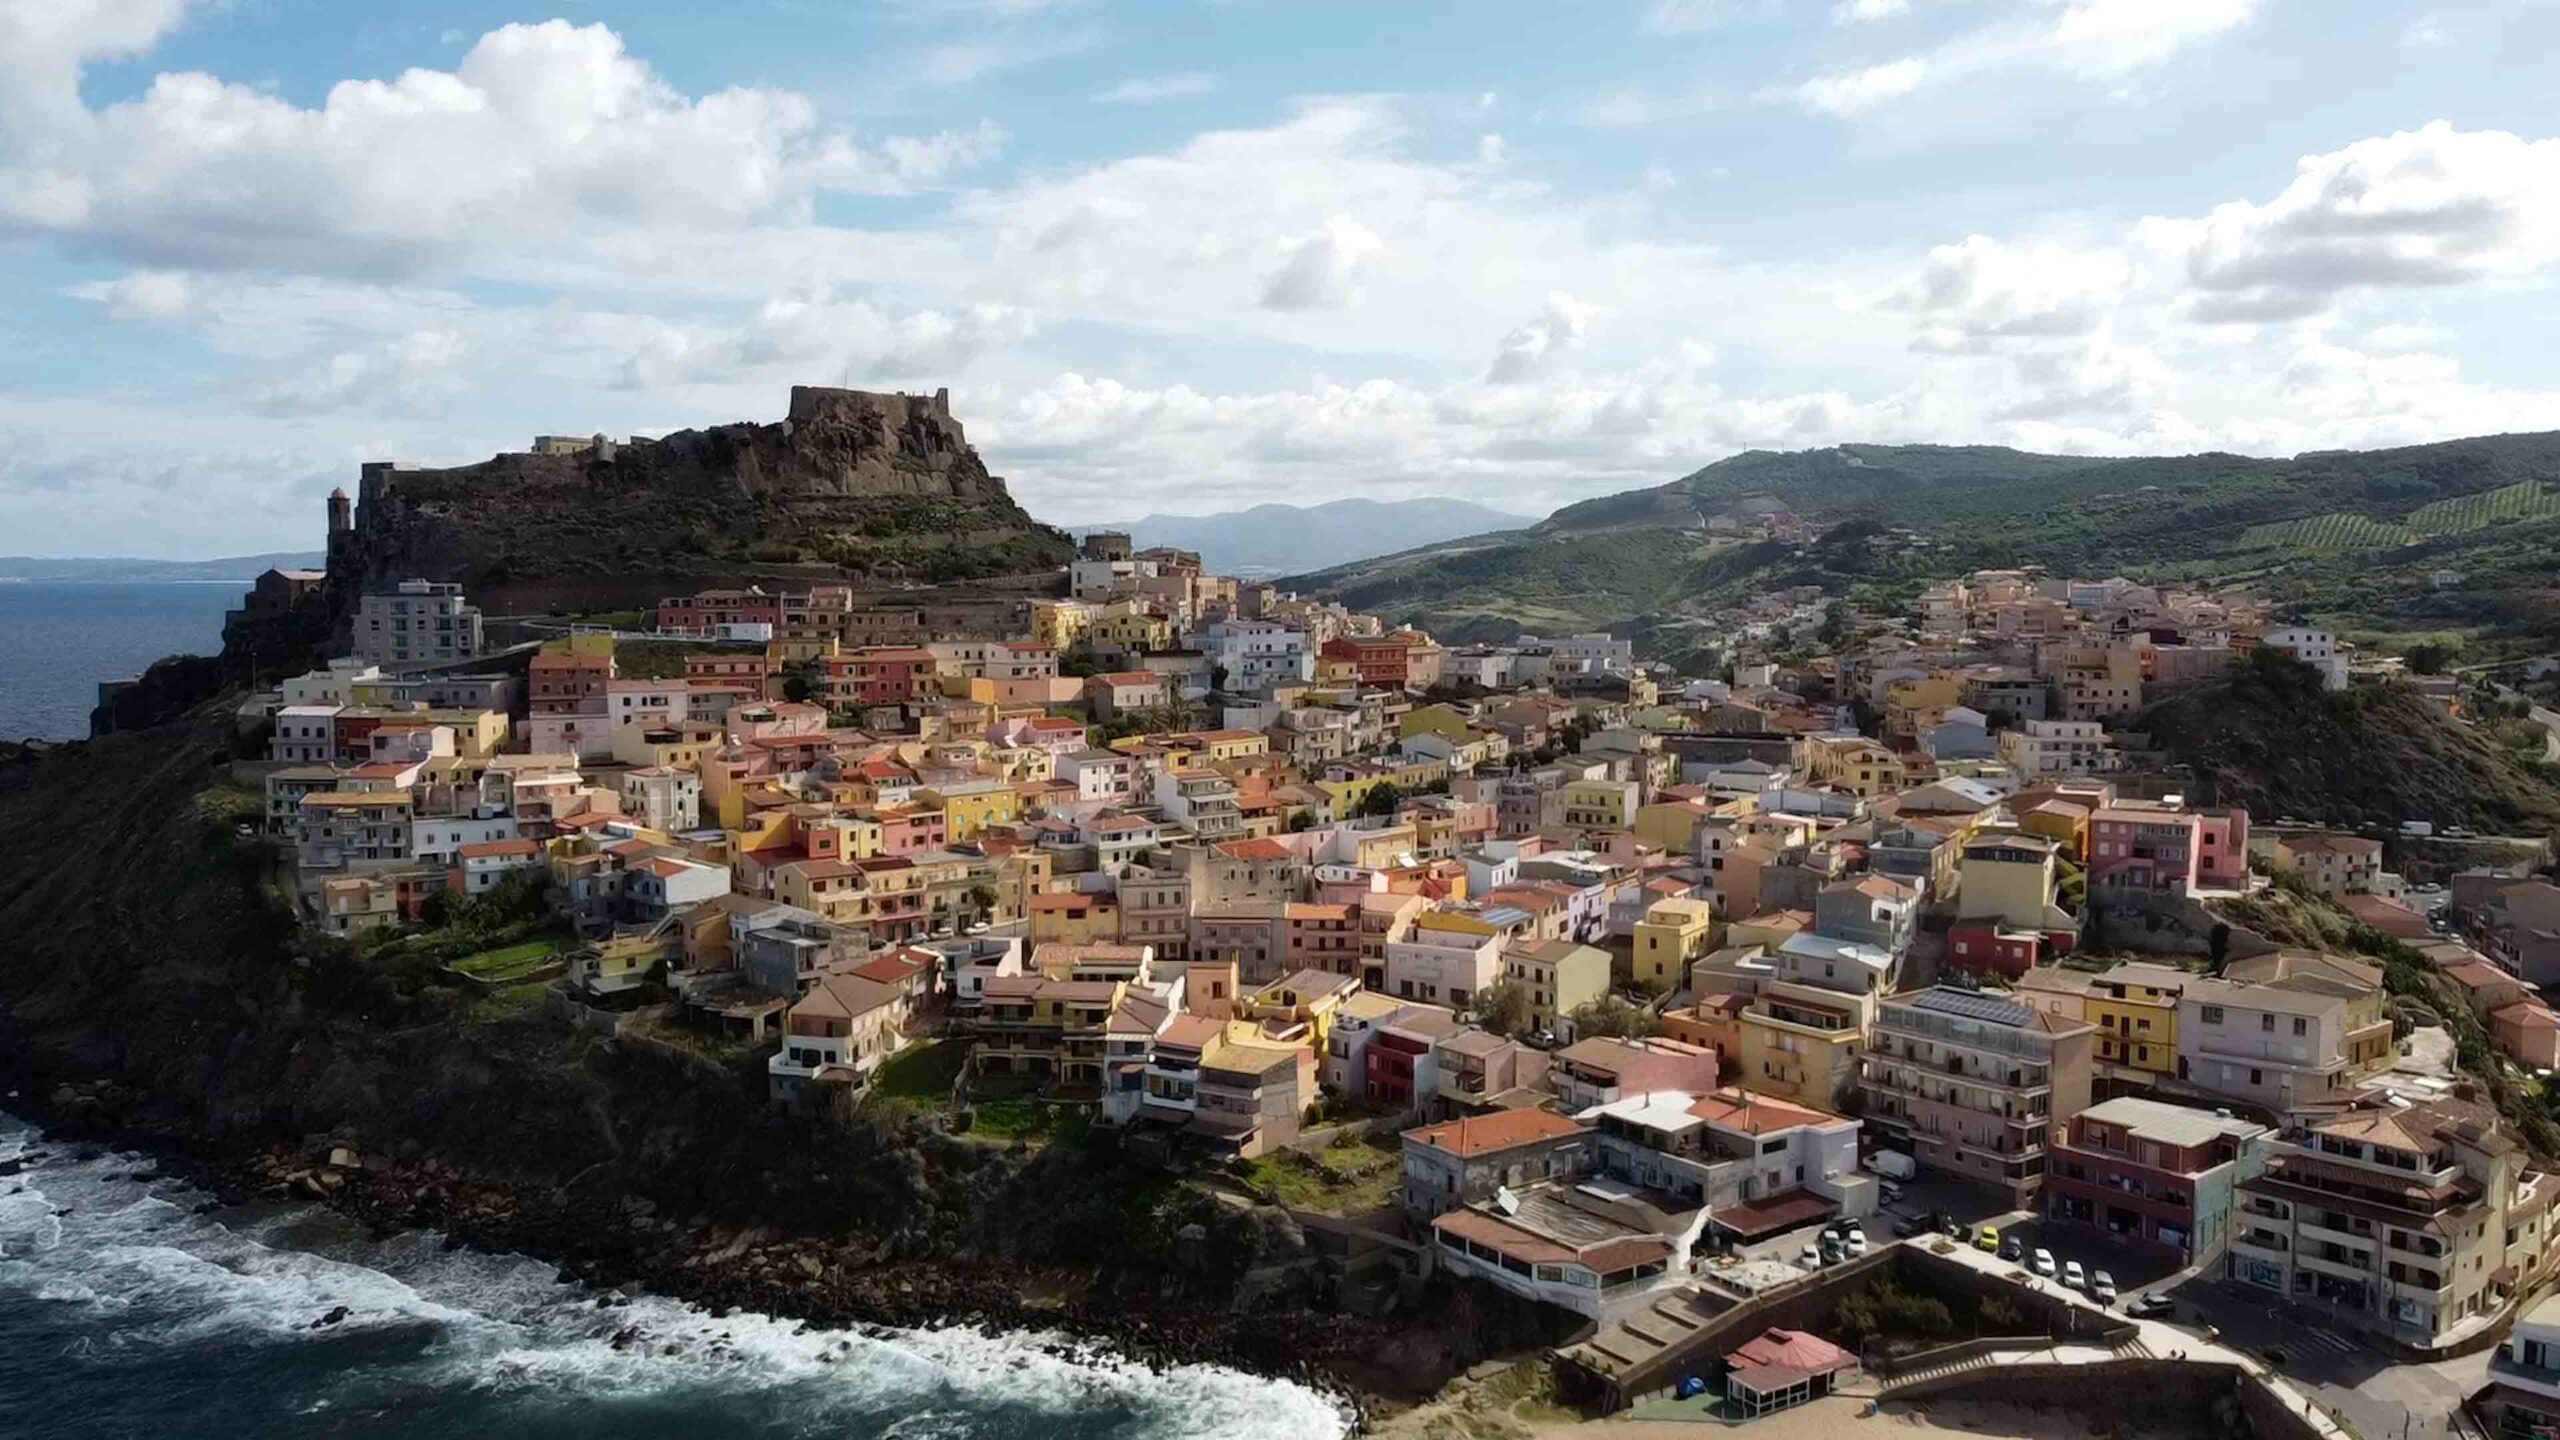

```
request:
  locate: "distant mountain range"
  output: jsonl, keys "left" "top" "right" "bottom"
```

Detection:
{"left": 1283, "top": 432, "right": 2560, "bottom": 666}
{"left": 1080, "top": 497, "right": 1535, "bottom": 576}
{"left": 0, "top": 552, "right": 327, "bottom": 584}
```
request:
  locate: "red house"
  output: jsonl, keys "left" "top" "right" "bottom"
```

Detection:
{"left": 823, "top": 647, "right": 937, "bottom": 707}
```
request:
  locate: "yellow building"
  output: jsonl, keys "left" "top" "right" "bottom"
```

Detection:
{"left": 2087, "top": 961, "right": 2185, "bottom": 1074}
{"left": 918, "top": 781, "right": 1020, "bottom": 843}
{"left": 1954, "top": 830, "right": 2074, "bottom": 932}
{"left": 1633, "top": 896, "right": 1719, "bottom": 993}
{"left": 1503, "top": 939, "right": 1611, "bottom": 1031}
{"left": 1093, "top": 604, "right": 1172, "bottom": 654}
{"left": 772, "top": 633, "right": 839, "bottom": 665}
{"left": 1633, "top": 798, "right": 1710, "bottom": 855}
{"left": 1884, "top": 673, "right": 1964, "bottom": 738}
{"left": 1548, "top": 778, "right": 1639, "bottom": 832}
{"left": 1795, "top": 734, "right": 1905, "bottom": 798}
{"left": 1736, "top": 982, "right": 1872, "bottom": 1111}
{"left": 1030, "top": 600, "right": 1097, "bottom": 652}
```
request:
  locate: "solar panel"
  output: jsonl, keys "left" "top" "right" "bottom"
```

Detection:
{"left": 1908, "top": 986, "right": 2033, "bottom": 1027}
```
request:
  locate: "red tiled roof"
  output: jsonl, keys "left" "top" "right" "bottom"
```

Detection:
{"left": 1403, "top": 1108, "right": 1584, "bottom": 1158}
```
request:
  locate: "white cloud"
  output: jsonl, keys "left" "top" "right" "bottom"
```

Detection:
{"left": 2402, "top": 14, "right": 2448, "bottom": 48}
{"left": 2140, "top": 122, "right": 2560, "bottom": 322}
{"left": 1797, "top": 58, "right": 1926, "bottom": 114}
{"left": 1892, "top": 235, "right": 2133, "bottom": 348}
{"left": 1260, "top": 215, "right": 1388, "bottom": 310}
{"left": 1487, "top": 292, "right": 1605, "bottom": 383}
{"left": 254, "top": 330, "right": 470, "bottom": 416}
{"left": 1477, "top": 132, "right": 1506, "bottom": 164}
{"left": 1090, "top": 72, "right": 1217, "bottom": 105}
{"left": 0, "top": 17, "right": 1006, "bottom": 276}
{"left": 1790, "top": 0, "right": 2255, "bottom": 116}
{"left": 1835, "top": 0, "right": 1908, "bottom": 20}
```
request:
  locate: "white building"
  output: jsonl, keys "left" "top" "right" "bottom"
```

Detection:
{"left": 1383, "top": 917, "right": 1504, "bottom": 1009}
{"left": 607, "top": 678, "right": 691, "bottom": 732}
{"left": 354, "top": 580, "right": 483, "bottom": 666}
{"left": 1997, "top": 718, "right": 2118, "bottom": 779}
{"left": 2261, "top": 626, "right": 2349, "bottom": 690}
{"left": 620, "top": 766, "right": 702, "bottom": 831}
{"left": 269, "top": 704, "right": 342, "bottom": 763}
{"left": 411, "top": 815, "right": 519, "bottom": 867}
{"left": 1197, "top": 620, "right": 1313, "bottom": 692}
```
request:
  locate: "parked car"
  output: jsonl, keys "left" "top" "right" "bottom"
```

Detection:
{"left": 1946, "top": 1221, "right": 1973, "bottom": 1243}
{"left": 1843, "top": 1228, "right": 1869, "bottom": 1257}
{"left": 1879, "top": 1181, "right": 1904, "bottom": 1206}
{"left": 1974, "top": 1225, "right": 2000, "bottom": 1253}
{"left": 2124, "top": 1293, "right": 2177, "bottom": 1319}
{"left": 2030, "top": 1248, "right": 2058, "bottom": 1279}
{"left": 1893, "top": 1215, "right": 1929, "bottom": 1238}
{"left": 2063, "top": 1260, "right": 2088, "bottom": 1291}
{"left": 1799, "top": 1243, "right": 1822, "bottom": 1268}
{"left": 2092, "top": 1271, "right": 2118, "bottom": 1304}
{"left": 1999, "top": 1236, "right": 2023, "bottom": 1263}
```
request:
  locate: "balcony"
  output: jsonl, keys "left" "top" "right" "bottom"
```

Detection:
{"left": 2294, "top": 1249, "right": 2380, "bottom": 1285}
{"left": 2230, "top": 1229, "right": 2290, "bottom": 1257}
{"left": 2299, "top": 1220, "right": 2379, "bottom": 1253}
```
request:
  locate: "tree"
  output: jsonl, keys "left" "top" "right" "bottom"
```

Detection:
{"left": 2207, "top": 922, "right": 2233, "bottom": 975}
{"left": 2406, "top": 641, "right": 2455, "bottom": 676}
{"left": 1284, "top": 809, "right": 1319, "bottom": 833}
{"left": 1473, "top": 981, "right": 1535, "bottom": 1038}
{"left": 962, "top": 882, "right": 1001, "bottom": 928}
{"left": 1569, "top": 993, "right": 1659, "bottom": 1040}
{"left": 1355, "top": 780, "right": 1406, "bottom": 818}
{"left": 782, "top": 656, "right": 826, "bottom": 704}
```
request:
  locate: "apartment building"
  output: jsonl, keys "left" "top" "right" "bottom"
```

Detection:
{"left": 354, "top": 579, "right": 483, "bottom": 666}
{"left": 1997, "top": 719, "right": 2117, "bottom": 780}
{"left": 2045, "top": 1096, "right": 2268, "bottom": 1265}
{"left": 1503, "top": 938, "right": 1611, "bottom": 1033}
{"left": 1858, "top": 985, "right": 2096, "bottom": 1205}
{"left": 2229, "top": 1094, "right": 2550, "bottom": 1345}
{"left": 1385, "top": 910, "right": 1505, "bottom": 1009}
{"left": 2274, "top": 833, "right": 2387, "bottom": 898}
{"left": 2177, "top": 960, "right": 2394, "bottom": 1114}
{"left": 2087, "top": 962, "right": 2187, "bottom": 1077}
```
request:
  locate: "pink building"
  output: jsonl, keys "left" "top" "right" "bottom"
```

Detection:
{"left": 2088, "top": 803, "right": 2248, "bottom": 896}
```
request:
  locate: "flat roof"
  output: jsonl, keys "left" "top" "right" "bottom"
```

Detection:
{"left": 2076, "top": 1095, "right": 2265, "bottom": 1148}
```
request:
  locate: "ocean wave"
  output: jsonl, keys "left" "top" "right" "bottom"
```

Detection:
{"left": 0, "top": 1113, "right": 1352, "bottom": 1439}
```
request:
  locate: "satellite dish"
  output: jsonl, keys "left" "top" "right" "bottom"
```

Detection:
{"left": 1494, "top": 1186, "right": 1520, "bottom": 1215}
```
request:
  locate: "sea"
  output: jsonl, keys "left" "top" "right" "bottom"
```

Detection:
{"left": 0, "top": 1113, "right": 1354, "bottom": 1440}
{"left": 0, "top": 582, "right": 240, "bottom": 741}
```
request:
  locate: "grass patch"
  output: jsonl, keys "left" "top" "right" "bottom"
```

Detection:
{"left": 1237, "top": 1134, "right": 1403, "bottom": 1216}
{"left": 452, "top": 939, "right": 569, "bottom": 978}
{"left": 873, "top": 1039, "right": 966, "bottom": 1102}
{"left": 968, "top": 1099, "right": 1091, "bottom": 1147}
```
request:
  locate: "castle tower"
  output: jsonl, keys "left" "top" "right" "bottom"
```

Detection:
{"left": 327, "top": 486, "right": 352, "bottom": 541}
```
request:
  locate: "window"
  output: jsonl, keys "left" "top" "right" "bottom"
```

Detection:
{"left": 2261, "top": 1014, "right": 2275, "bottom": 1032}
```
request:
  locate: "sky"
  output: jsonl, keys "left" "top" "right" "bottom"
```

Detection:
{"left": 4, "top": 1, "right": 2560, "bottom": 557}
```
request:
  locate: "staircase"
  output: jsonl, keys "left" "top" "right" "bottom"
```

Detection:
{"left": 1884, "top": 1348, "right": 2010, "bottom": 1391}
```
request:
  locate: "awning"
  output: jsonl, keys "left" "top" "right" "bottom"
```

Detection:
{"left": 1712, "top": 1191, "right": 1833, "bottom": 1239}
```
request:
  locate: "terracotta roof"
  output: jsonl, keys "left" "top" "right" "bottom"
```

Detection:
{"left": 1403, "top": 1108, "right": 1584, "bottom": 1158}
{"left": 1216, "top": 837, "right": 1294, "bottom": 861}
{"left": 459, "top": 838, "right": 541, "bottom": 859}
{"left": 1688, "top": 1086, "right": 1842, "bottom": 1135}
{"left": 1431, "top": 1208, "right": 1574, "bottom": 1267}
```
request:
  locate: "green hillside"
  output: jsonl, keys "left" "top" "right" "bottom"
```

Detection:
{"left": 1287, "top": 431, "right": 2560, "bottom": 654}
{"left": 2136, "top": 651, "right": 2560, "bottom": 835}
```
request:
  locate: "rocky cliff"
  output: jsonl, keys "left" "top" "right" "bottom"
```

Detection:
{"left": 336, "top": 385, "right": 1070, "bottom": 617}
